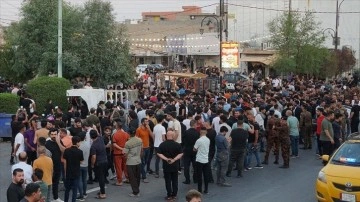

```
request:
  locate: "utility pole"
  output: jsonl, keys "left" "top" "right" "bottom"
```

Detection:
{"left": 219, "top": 0, "right": 224, "bottom": 73}
{"left": 335, "top": 0, "right": 344, "bottom": 51}
{"left": 335, "top": 0, "right": 339, "bottom": 50}
{"left": 57, "top": 0, "right": 63, "bottom": 78}
{"left": 358, "top": 5, "right": 360, "bottom": 69}
{"left": 289, "top": 0, "right": 292, "bottom": 14}
{"left": 225, "top": 0, "right": 229, "bottom": 42}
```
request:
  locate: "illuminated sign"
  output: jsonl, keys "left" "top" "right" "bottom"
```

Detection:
{"left": 221, "top": 42, "right": 239, "bottom": 68}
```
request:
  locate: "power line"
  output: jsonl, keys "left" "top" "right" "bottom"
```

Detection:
{"left": 227, "top": 2, "right": 360, "bottom": 14}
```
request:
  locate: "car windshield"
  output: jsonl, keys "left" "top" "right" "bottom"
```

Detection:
{"left": 331, "top": 142, "right": 360, "bottom": 166}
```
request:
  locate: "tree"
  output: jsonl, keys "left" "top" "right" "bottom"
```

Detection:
{"left": 336, "top": 46, "right": 357, "bottom": 75}
{"left": 1, "top": 0, "right": 83, "bottom": 81}
{"left": 268, "top": 11, "right": 329, "bottom": 76}
{"left": 0, "top": 0, "right": 134, "bottom": 86}
{"left": 71, "top": 0, "right": 134, "bottom": 87}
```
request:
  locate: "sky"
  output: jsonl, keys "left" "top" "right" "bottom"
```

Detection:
{"left": 0, "top": 0, "right": 218, "bottom": 25}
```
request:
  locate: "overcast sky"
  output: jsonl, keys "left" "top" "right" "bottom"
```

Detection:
{"left": 0, "top": 0, "right": 217, "bottom": 25}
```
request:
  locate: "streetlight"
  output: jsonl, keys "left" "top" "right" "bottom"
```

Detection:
{"left": 199, "top": 16, "right": 220, "bottom": 38}
{"left": 199, "top": 15, "right": 223, "bottom": 74}
{"left": 322, "top": 28, "right": 338, "bottom": 47}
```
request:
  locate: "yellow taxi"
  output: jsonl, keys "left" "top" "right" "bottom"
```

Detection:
{"left": 316, "top": 133, "right": 360, "bottom": 202}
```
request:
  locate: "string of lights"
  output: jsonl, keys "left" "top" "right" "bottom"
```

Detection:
{"left": 130, "top": 34, "right": 273, "bottom": 48}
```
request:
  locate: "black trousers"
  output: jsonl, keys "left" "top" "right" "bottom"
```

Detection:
{"left": 208, "top": 151, "right": 215, "bottom": 182}
{"left": 26, "top": 150, "right": 37, "bottom": 165}
{"left": 316, "top": 135, "right": 323, "bottom": 155}
{"left": 164, "top": 171, "right": 178, "bottom": 197}
{"left": 351, "top": 119, "right": 359, "bottom": 133}
{"left": 195, "top": 162, "right": 209, "bottom": 193}
{"left": 183, "top": 154, "right": 197, "bottom": 183}
{"left": 52, "top": 170, "right": 61, "bottom": 200}
{"left": 147, "top": 145, "right": 154, "bottom": 172}
{"left": 127, "top": 164, "right": 141, "bottom": 195}
{"left": 227, "top": 149, "right": 246, "bottom": 176}
{"left": 88, "top": 155, "right": 94, "bottom": 181}
{"left": 321, "top": 140, "right": 334, "bottom": 156}
{"left": 95, "top": 162, "right": 108, "bottom": 194}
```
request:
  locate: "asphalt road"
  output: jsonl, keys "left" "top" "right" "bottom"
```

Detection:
{"left": 0, "top": 140, "right": 323, "bottom": 202}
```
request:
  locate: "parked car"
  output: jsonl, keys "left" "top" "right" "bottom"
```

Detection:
{"left": 147, "top": 64, "right": 165, "bottom": 74}
{"left": 136, "top": 64, "right": 150, "bottom": 74}
{"left": 315, "top": 132, "right": 360, "bottom": 202}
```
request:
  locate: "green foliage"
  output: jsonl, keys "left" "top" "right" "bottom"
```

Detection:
{"left": 26, "top": 77, "right": 71, "bottom": 114}
{"left": 1, "top": 0, "right": 134, "bottom": 86}
{"left": 268, "top": 11, "right": 329, "bottom": 76}
{"left": 70, "top": 0, "right": 134, "bottom": 87}
{"left": 0, "top": 93, "right": 19, "bottom": 114}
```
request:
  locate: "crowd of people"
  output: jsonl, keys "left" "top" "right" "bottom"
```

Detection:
{"left": 5, "top": 69, "right": 359, "bottom": 202}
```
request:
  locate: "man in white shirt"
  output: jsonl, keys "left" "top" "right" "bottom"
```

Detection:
{"left": 211, "top": 110, "right": 221, "bottom": 134}
{"left": 193, "top": 127, "right": 210, "bottom": 194}
{"left": 153, "top": 116, "right": 166, "bottom": 178}
{"left": 183, "top": 113, "right": 193, "bottom": 130}
{"left": 167, "top": 112, "right": 182, "bottom": 144}
{"left": 11, "top": 152, "right": 33, "bottom": 186}
{"left": 13, "top": 124, "right": 26, "bottom": 162}
{"left": 219, "top": 115, "right": 232, "bottom": 138}
{"left": 137, "top": 105, "right": 147, "bottom": 125}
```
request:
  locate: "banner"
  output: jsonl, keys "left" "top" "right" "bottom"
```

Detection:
{"left": 221, "top": 42, "right": 239, "bottom": 68}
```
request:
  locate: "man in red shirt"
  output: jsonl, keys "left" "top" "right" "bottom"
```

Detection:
{"left": 112, "top": 121, "right": 130, "bottom": 186}
{"left": 316, "top": 108, "right": 325, "bottom": 158}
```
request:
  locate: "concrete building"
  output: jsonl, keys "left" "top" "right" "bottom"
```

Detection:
{"left": 126, "top": 6, "right": 222, "bottom": 69}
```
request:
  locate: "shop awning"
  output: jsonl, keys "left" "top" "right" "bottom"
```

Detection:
{"left": 240, "top": 55, "right": 276, "bottom": 66}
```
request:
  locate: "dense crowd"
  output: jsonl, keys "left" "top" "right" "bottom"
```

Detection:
{"left": 5, "top": 70, "right": 360, "bottom": 202}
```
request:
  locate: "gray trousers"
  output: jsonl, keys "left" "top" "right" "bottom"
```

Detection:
{"left": 216, "top": 151, "right": 229, "bottom": 184}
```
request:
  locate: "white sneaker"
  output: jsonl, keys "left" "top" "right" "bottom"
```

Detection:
{"left": 52, "top": 198, "right": 64, "bottom": 202}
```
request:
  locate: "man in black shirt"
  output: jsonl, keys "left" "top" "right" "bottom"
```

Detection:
{"left": 182, "top": 120, "right": 200, "bottom": 184}
{"left": 226, "top": 120, "right": 249, "bottom": 178}
{"left": 350, "top": 95, "right": 360, "bottom": 133}
{"left": 45, "top": 128, "right": 64, "bottom": 202}
{"left": 157, "top": 131, "right": 183, "bottom": 201}
{"left": 245, "top": 115, "right": 263, "bottom": 169}
{"left": 90, "top": 130, "right": 108, "bottom": 199}
{"left": 68, "top": 118, "right": 82, "bottom": 137}
{"left": 7, "top": 168, "right": 25, "bottom": 202}
{"left": 63, "top": 136, "right": 84, "bottom": 202}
